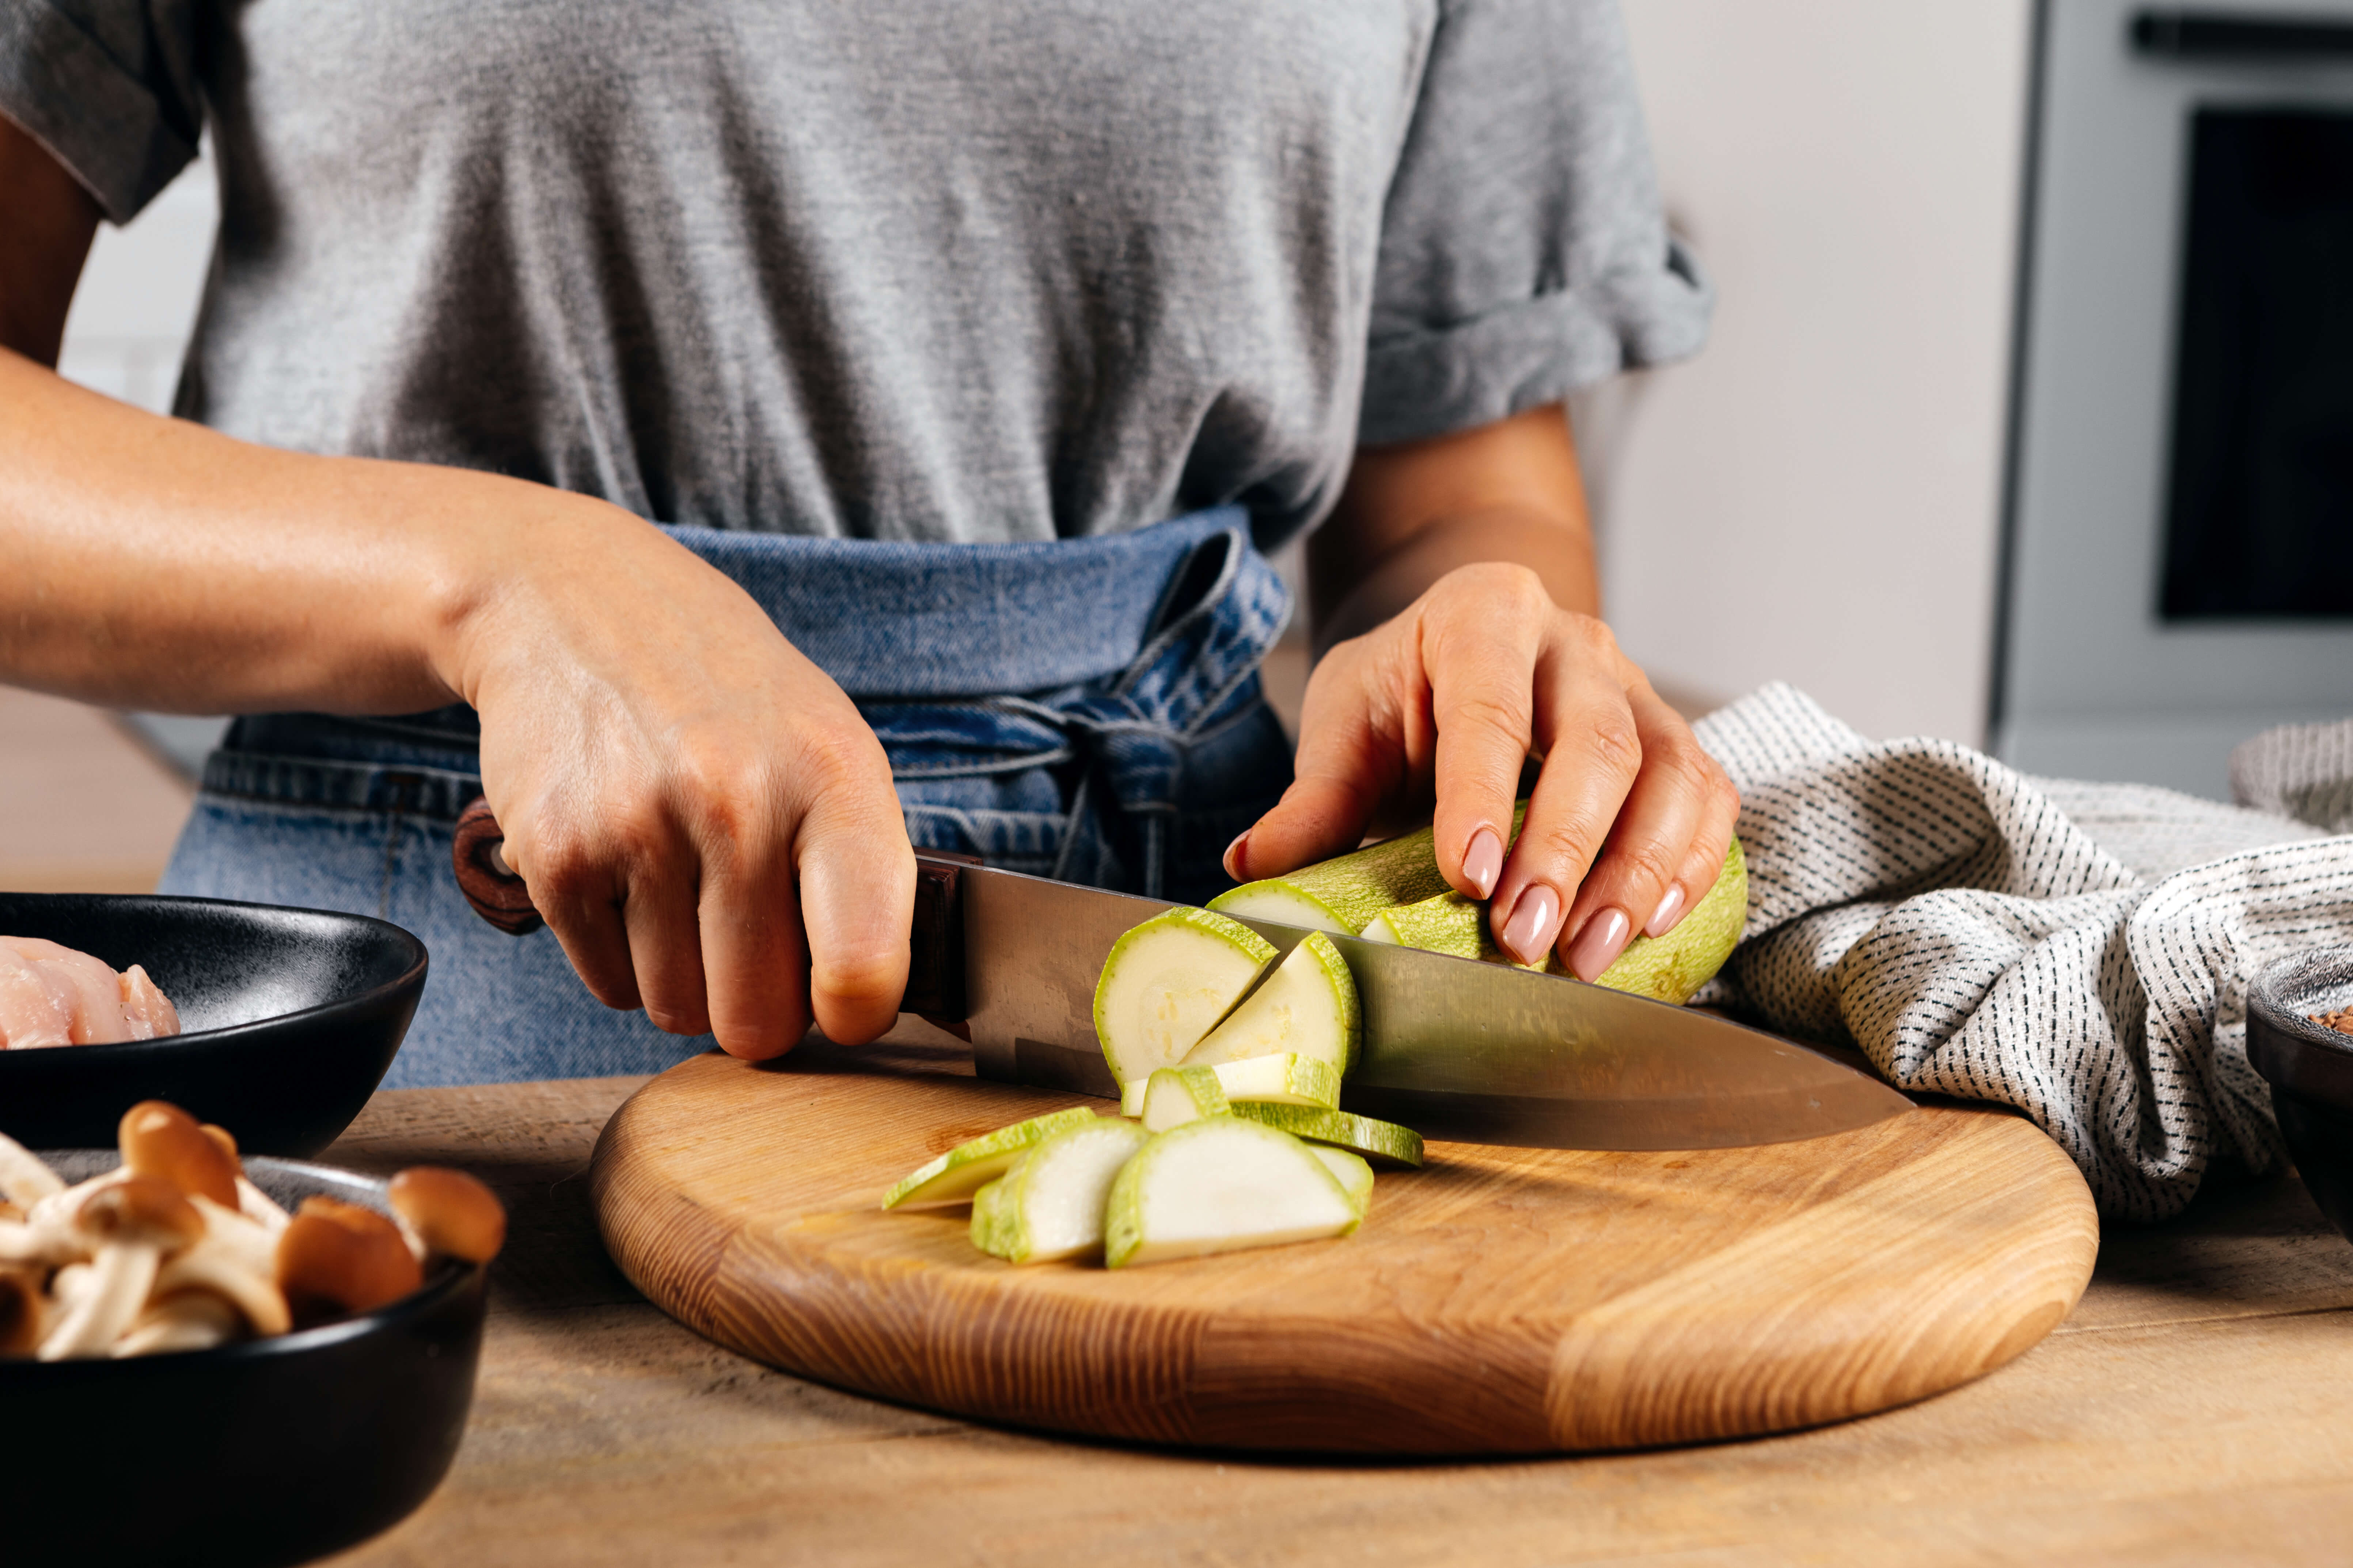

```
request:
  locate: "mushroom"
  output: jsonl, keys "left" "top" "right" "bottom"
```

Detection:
{"left": 0, "top": 1208, "right": 88, "bottom": 1269}
{"left": 0, "top": 1266, "right": 43, "bottom": 1356}
{"left": 39, "top": 1175, "right": 204, "bottom": 1359}
{"left": 119, "top": 1100, "right": 239, "bottom": 1207}
{"left": 187, "top": 1196, "right": 277, "bottom": 1278}
{"left": 48, "top": 1260, "right": 94, "bottom": 1310}
{"left": 191, "top": 1123, "right": 295, "bottom": 1233}
{"left": 27, "top": 1168, "right": 130, "bottom": 1231}
{"left": 388, "top": 1168, "right": 507, "bottom": 1266}
{"left": 236, "top": 1177, "right": 291, "bottom": 1234}
{"left": 155, "top": 1221, "right": 291, "bottom": 1337}
{"left": 0, "top": 1130, "right": 63, "bottom": 1208}
{"left": 0, "top": 1160, "right": 95, "bottom": 1269}
{"left": 113, "top": 1290, "right": 241, "bottom": 1358}
{"left": 276, "top": 1196, "right": 422, "bottom": 1323}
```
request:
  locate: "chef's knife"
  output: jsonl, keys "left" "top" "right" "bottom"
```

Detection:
{"left": 451, "top": 803, "right": 1911, "bottom": 1150}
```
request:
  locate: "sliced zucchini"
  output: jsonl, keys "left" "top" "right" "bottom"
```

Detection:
{"left": 1092, "top": 907, "right": 1275, "bottom": 1085}
{"left": 968, "top": 1119, "right": 1150, "bottom": 1264}
{"left": 1228, "top": 1103, "right": 1424, "bottom": 1168}
{"left": 1181, "top": 930, "right": 1359, "bottom": 1076}
{"left": 882, "top": 1107, "right": 1101, "bottom": 1209}
{"left": 1104, "top": 1119, "right": 1360, "bottom": 1268}
{"left": 1137, "top": 1064, "right": 1231, "bottom": 1133}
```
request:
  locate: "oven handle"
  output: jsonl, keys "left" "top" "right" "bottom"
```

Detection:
{"left": 2132, "top": 9, "right": 2353, "bottom": 61}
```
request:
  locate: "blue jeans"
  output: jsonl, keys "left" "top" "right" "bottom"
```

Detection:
{"left": 159, "top": 507, "right": 1294, "bottom": 1085}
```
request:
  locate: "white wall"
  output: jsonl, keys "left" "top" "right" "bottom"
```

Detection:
{"left": 1598, "top": 0, "right": 2035, "bottom": 745}
{"left": 58, "top": 144, "right": 217, "bottom": 415}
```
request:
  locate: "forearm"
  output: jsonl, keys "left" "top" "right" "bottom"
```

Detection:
{"left": 0, "top": 347, "right": 621, "bottom": 715}
{"left": 1307, "top": 403, "right": 1597, "bottom": 654}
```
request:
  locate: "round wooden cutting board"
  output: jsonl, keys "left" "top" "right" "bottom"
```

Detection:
{"left": 591, "top": 1036, "right": 2099, "bottom": 1455}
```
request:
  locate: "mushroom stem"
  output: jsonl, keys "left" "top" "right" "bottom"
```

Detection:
{"left": 155, "top": 1234, "right": 291, "bottom": 1337}
{"left": 188, "top": 1196, "right": 277, "bottom": 1278}
{"left": 48, "top": 1260, "right": 93, "bottom": 1309}
{"left": 39, "top": 1242, "right": 162, "bottom": 1358}
{"left": 38, "top": 1175, "right": 204, "bottom": 1359}
{"left": 0, "top": 1133, "right": 63, "bottom": 1207}
{"left": 0, "top": 1214, "right": 89, "bottom": 1268}
{"left": 236, "top": 1177, "right": 291, "bottom": 1233}
{"left": 114, "top": 1290, "right": 240, "bottom": 1357}
{"left": 27, "top": 1169, "right": 129, "bottom": 1230}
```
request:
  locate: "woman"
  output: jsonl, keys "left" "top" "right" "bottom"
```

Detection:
{"left": 0, "top": 0, "right": 1738, "bottom": 1084}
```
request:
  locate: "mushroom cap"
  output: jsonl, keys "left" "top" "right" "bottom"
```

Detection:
{"left": 200, "top": 1124, "right": 240, "bottom": 1171}
{"left": 78, "top": 1175, "right": 204, "bottom": 1251}
{"left": 119, "top": 1101, "right": 239, "bottom": 1208}
{"left": 388, "top": 1167, "right": 506, "bottom": 1264}
{"left": 276, "top": 1197, "right": 423, "bottom": 1320}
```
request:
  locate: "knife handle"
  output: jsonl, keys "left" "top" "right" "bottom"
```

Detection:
{"left": 451, "top": 796, "right": 981, "bottom": 1021}
{"left": 452, "top": 796, "right": 542, "bottom": 936}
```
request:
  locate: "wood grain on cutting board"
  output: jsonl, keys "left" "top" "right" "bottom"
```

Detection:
{"left": 591, "top": 1039, "right": 2097, "bottom": 1455}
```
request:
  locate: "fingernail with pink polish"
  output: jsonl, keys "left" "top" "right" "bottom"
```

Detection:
{"left": 1224, "top": 831, "right": 1250, "bottom": 878}
{"left": 1568, "top": 907, "right": 1633, "bottom": 982}
{"left": 1461, "top": 826, "right": 1503, "bottom": 900}
{"left": 1500, "top": 884, "right": 1561, "bottom": 966}
{"left": 1645, "top": 884, "right": 1686, "bottom": 938}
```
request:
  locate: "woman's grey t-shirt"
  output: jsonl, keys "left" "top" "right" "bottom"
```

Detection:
{"left": 1, "top": 0, "right": 1707, "bottom": 546}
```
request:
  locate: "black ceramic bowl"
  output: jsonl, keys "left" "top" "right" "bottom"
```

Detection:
{"left": 2247, "top": 946, "right": 2353, "bottom": 1245}
{"left": 0, "top": 894, "right": 427, "bottom": 1155}
{"left": 0, "top": 1152, "right": 487, "bottom": 1567}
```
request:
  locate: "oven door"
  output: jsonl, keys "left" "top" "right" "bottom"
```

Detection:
{"left": 1996, "top": 0, "right": 2353, "bottom": 797}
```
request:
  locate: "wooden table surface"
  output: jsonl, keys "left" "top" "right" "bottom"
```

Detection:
{"left": 320, "top": 1072, "right": 2353, "bottom": 1568}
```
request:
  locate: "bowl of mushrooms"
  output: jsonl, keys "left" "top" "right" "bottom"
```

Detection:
{"left": 0, "top": 893, "right": 429, "bottom": 1155}
{"left": 0, "top": 1101, "right": 502, "bottom": 1567}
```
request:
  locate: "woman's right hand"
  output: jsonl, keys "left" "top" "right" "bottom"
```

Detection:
{"left": 449, "top": 505, "right": 915, "bottom": 1059}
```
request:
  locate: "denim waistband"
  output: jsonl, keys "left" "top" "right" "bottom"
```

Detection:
{"left": 200, "top": 506, "right": 1292, "bottom": 827}
{"left": 673, "top": 505, "right": 1252, "bottom": 700}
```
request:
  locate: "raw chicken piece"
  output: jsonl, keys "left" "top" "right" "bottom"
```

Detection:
{"left": 0, "top": 938, "right": 181, "bottom": 1049}
{"left": 118, "top": 963, "right": 181, "bottom": 1039}
{"left": 0, "top": 945, "right": 73, "bottom": 1048}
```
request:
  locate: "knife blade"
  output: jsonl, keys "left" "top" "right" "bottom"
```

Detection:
{"left": 945, "top": 860, "right": 1911, "bottom": 1151}
{"left": 445, "top": 810, "right": 1910, "bottom": 1152}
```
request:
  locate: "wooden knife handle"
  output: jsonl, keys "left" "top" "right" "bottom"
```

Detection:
{"left": 449, "top": 796, "right": 981, "bottom": 1021}
{"left": 452, "top": 796, "right": 543, "bottom": 936}
{"left": 903, "top": 846, "right": 982, "bottom": 1023}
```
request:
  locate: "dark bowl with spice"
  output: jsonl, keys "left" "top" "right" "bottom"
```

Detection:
{"left": 2247, "top": 947, "right": 2353, "bottom": 1245}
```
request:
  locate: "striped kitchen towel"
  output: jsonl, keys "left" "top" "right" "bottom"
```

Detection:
{"left": 1691, "top": 684, "right": 2353, "bottom": 1219}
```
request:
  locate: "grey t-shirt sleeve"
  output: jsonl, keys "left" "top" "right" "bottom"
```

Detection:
{"left": 0, "top": 0, "right": 201, "bottom": 222}
{"left": 1360, "top": 0, "right": 1711, "bottom": 446}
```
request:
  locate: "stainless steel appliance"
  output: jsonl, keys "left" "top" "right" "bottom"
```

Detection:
{"left": 1996, "top": 0, "right": 2353, "bottom": 796}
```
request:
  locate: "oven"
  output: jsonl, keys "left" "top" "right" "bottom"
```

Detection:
{"left": 1995, "top": 0, "right": 2353, "bottom": 797}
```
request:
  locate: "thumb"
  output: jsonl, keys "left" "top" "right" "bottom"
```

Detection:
{"left": 1229, "top": 668, "right": 1404, "bottom": 882}
{"left": 795, "top": 785, "right": 916, "bottom": 1045}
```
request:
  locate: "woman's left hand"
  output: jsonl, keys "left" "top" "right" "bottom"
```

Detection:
{"left": 1224, "top": 409, "right": 1739, "bottom": 979}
